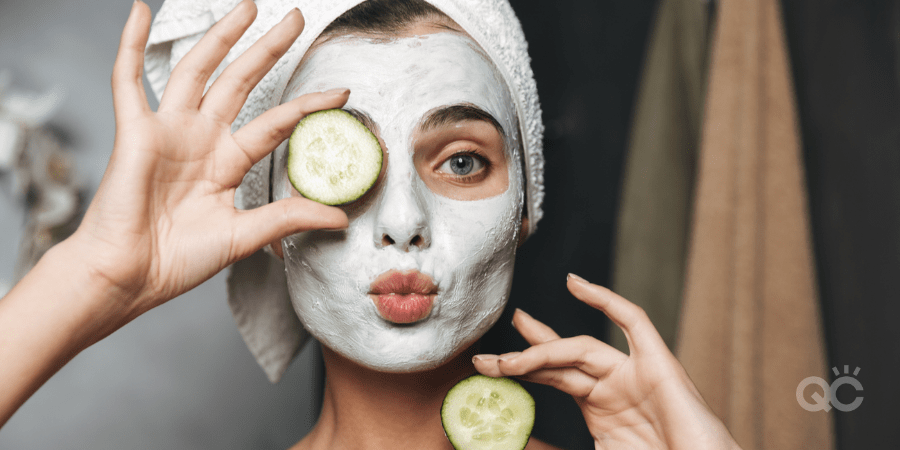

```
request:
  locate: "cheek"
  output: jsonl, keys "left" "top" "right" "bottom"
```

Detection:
{"left": 433, "top": 198, "right": 518, "bottom": 252}
{"left": 427, "top": 185, "right": 522, "bottom": 285}
{"left": 421, "top": 190, "right": 521, "bottom": 347}
{"left": 282, "top": 225, "right": 369, "bottom": 285}
{"left": 281, "top": 231, "right": 374, "bottom": 340}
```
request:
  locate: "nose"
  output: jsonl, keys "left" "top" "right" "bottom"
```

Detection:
{"left": 373, "top": 178, "right": 430, "bottom": 252}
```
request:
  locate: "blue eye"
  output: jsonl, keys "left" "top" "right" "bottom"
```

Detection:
{"left": 440, "top": 153, "right": 485, "bottom": 176}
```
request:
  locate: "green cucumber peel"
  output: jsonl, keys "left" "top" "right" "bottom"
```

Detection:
{"left": 287, "top": 109, "right": 383, "bottom": 205}
{"left": 442, "top": 375, "right": 535, "bottom": 450}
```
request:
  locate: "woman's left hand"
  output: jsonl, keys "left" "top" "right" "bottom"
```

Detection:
{"left": 473, "top": 274, "right": 741, "bottom": 450}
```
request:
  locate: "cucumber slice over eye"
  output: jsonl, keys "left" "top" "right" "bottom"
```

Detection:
{"left": 287, "top": 109, "right": 382, "bottom": 205}
{"left": 442, "top": 375, "right": 535, "bottom": 450}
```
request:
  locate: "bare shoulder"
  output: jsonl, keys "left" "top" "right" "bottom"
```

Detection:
{"left": 526, "top": 437, "right": 566, "bottom": 450}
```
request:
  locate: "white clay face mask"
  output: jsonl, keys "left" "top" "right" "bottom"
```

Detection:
{"left": 273, "top": 31, "right": 524, "bottom": 372}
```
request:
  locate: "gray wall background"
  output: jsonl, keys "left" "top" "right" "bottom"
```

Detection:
{"left": 0, "top": 1, "right": 322, "bottom": 448}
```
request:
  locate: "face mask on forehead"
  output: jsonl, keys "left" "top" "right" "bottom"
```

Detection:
{"left": 145, "top": 0, "right": 544, "bottom": 382}
{"left": 272, "top": 32, "right": 523, "bottom": 372}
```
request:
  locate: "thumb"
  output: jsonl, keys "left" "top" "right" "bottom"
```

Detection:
{"left": 229, "top": 197, "right": 348, "bottom": 261}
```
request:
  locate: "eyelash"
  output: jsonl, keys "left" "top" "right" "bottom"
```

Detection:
{"left": 443, "top": 149, "right": 491, "bottom": 181}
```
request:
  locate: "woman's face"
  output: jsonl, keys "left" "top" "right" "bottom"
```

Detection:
{"left": 273, "top": 30, "right": 523, "bottom": 372}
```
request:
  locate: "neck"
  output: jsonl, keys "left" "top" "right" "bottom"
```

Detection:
{"left": 295, "top": 343, "right": 478, "bottom": 450}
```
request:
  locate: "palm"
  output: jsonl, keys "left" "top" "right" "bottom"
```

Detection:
{"left": 580, "top": 353, "right": 695, "bottom": 448}
{"left": 127, "top": 114, "right": 242, "bottom": 294}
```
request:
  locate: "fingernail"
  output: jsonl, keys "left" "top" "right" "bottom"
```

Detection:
{"left": 511, "top": 308, "right": 527, "bottom": 329}
{"left": 280, "top": 7, "right": 300, "bottom": 22}
{"left": 472, "top": 355, "right": 486, "bottom": 363}
{"left": 568, "top": 273, "right": 588, "bottom": 283}
{"left": 498, "top": 352, "right": 521, "bottom": 362}
{"left": 323, "top": 87, "right": 350, "bottom": 96}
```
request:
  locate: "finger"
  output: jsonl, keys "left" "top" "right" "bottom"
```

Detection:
{"left": 511, "top": 308, "right": 561, "bottom": 345}
{"left": 227, "top": 89, "right": 350, "bottom": 180}
{"left": 472, "top": 354, "right": 502, "bottom": 377}
{"left": 495, "top": 336, "right": 626, "bottom": 378}
{"left": 159, "top": 0, "right": 257, "bottom": 111}
{"left": 200, "top": 8, "right": 304, "bottom": 123}
{"left": 566, "top": 273, "right": 667, "bottom": 355}
{"left": 474, "top": 354, "right": 597, "bottom": 398}
{"left": 111, "top": 0, "right": 152, "bottom": 122}
{"left": 228, "top": 197, "right": 349, "bottom": 261}
{"left": 515, "top": 367, "right": 598, "bottom": 399}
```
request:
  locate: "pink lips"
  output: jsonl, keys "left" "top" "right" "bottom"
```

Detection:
{"left": 369, "top": 270, "right": 437, "bottom": 324}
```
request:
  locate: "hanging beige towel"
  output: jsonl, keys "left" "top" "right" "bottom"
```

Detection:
{"left": 676, "top": 0, "right": 835, "bottom": 449}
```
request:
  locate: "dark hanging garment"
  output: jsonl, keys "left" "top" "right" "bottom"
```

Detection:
{"left": 781, "top": 0, "right": 900, "bottom": 448}
{"left": 610, "top": 0, "right": 713, "bottom": 354}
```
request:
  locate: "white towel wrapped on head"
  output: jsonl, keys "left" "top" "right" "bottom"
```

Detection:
{"left": 145, "top": 0, "right": 544, "bottom": 383}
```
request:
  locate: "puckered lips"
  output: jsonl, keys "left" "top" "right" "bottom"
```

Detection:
{"left": 369, "top": 270, "right": 438, "bottom": 324}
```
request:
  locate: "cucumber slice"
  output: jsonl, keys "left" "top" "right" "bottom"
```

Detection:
{"left": 287, "top": 109, "right": 382, "bottom": 205}
{"left": 442, "top": 375, "right": 535, "bottom": 450}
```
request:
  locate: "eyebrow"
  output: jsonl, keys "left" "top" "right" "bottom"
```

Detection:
{"left": 343, "top": 108, "right": 378, "bottom": 134}
{"left": 344, "top": 104, "right": 505, "bottom": 138}
{"left": 419, "top": 104, "right": 504, "bottom": 136}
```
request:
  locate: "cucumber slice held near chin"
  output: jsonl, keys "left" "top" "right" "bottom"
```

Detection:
{"left": 442, "top": 375, "right": 535, "bottom": 450}
{"left": 287, "top": 109, "right": 382, "bottom": 205}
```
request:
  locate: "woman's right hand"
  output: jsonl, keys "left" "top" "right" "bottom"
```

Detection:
{"left": 1, "top": 0, "right": 348, "bottom": 427}
{"left": 69, "top": 0, "right": 349, "bottom": 324}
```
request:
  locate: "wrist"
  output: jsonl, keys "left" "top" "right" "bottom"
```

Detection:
{"left": 39, "top": 237, "right": 141, "bottom": 344}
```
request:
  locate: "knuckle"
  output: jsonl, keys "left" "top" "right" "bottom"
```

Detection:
{"left": 174, "top": 64, "right": 212, "bottom": 91}
{"left": 280, "top": 203, "right": 301, "bottom": 232}
{"left": 234, "top": 75, "right": 255, "bottom": 96}
{"left": 621, "top": 304, "right": 649, "bottom": 329}
{"left": 572, "top": 335, "right": 600, "bottom": 357}
{"left": 266, "top": 123, "right": 289, "bottom": 146}
{"left": 296, "top": 94, "right": 330, "bottom": 116}
{"left": 297, "top": 101, "right": 317, "bottom": 117}
{"left": 545, "top": 371, "right": 564, "bottom": 386}
{"left": 572, "top": 335, "right": 595, "bottom": 345}
{"left": 573, "top": 336, "right": 596, "bottom": 362}
{"left": 261, "top": 40, "right": 283, "bottom": 61}
{"left": 189, "top": 66, "right": 212, "bottom": 88}
{"left": 208, "top": 29, "right": 234, "bottom": 52}
{"left": 631, "top": 305, "right": 650, "bottom": 324}
{"left": 534, "top": 351, "right": 551, "bottom": 367}
{"left": 215, "top": 74, "right": 255, "bottom": 103}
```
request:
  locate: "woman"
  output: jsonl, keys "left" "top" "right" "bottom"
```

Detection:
{"left": 0, "top": 0, "right": 741, "bottom": 448}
